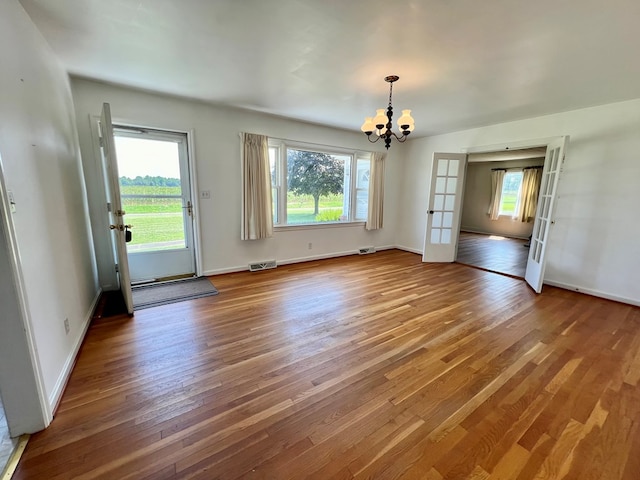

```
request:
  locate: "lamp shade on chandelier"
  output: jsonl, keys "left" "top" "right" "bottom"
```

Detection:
{"left": 361, "top": 75, "right": 415, "bottom": 149}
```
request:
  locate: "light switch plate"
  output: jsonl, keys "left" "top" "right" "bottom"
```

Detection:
{"left": 8, "top": 190, "right": 16, "bottom": 213}
{"left": 200, "top": 190, "right": 211, "bottom": 199}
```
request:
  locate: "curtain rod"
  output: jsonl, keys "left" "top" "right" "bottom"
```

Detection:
{"left": 491, "top": 165, "right": 543, "bottom": 171}
{"left": 239, "top": 132, "right": 375, "bottom": 155}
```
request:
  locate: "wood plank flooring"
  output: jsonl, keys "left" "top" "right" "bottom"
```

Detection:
{"left": 13, "top": 250, "right": 640, "bottom": 479}
{"left": 456, "top": 231, "right": 530, "bottom": 278}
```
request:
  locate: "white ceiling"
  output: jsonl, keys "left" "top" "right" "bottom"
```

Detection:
{"left": 19, "top": 0, "right": 640, "bottom": 137}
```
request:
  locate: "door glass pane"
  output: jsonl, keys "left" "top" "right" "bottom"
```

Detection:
{"left": 114, "top": 136, "right": 187, "bottom": 253}
{"left": 444, "top": 195, "right": 455, "bottom": 211}
{"left": 434, "top": 195, "right": 445, "bottom": 210}
{"left": 433, "top": 212, "right": 443, "bottom": 228}
{"left": 443, "top": 212, "right": 453, "bottom": 228}
{"left": 550, "top": 148, "right": 559, "bottom": 170}
{"left": 437, "top": 159, "right": 448, "bottom": 176}
{"left": 446, "top": 177, "right": 457, "bottom": 194}
{"left": 441, "top": 229, "right": 452, "bottom": 244}
{"left": 435, "top": 177, "right": 447, "bottom": 193}
{"left": 448, "top": 159, "right": 459, "bottom": 176}
{"left": 431, "top": 228, "right": 441, "bottom": 244}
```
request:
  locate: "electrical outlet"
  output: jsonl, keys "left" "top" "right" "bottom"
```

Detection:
{"left": 200, "top": 190, "right": 211, "bottom": 199}
{"left": 64, "top": 318, "right": 70, "bottom": 335}
{"left": 308, "top": 242, "right": 312, "bottom": 250}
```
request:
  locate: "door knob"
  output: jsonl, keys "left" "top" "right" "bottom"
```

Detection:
{"left": 428, "top": 210, "right": 434, "bottom": 214}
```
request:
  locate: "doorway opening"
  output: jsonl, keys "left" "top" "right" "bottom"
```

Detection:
{"left": 112, "top": 126, "right": 197, "bottom": 285}
{"left": 456, "top": 148, "right": 546, "bottom": 278}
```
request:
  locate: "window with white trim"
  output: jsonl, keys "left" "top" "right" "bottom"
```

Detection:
{"left": 499, "top": 171, "right": 523, "bottom": 216}
{"left": 269, "top": 140, "right": 371, "bottom": 226}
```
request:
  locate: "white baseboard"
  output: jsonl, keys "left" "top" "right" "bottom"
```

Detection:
{"left": 543, "top": 280, "right": 639, "bottom": 307}
{"left": 203, "top": 245, "right": 398, "bottom": 277}
{"left": 48, "top": 288, "right": 102, "bottom": 413}
{"left": 395, "top": 245, "right": 423, "bottom": 255}
{"left": 460, "top": 228, "right": 530, "bottom": 240}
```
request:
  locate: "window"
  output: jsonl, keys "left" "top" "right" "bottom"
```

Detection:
{"left": 269, "top": 140, "right": 371, "bottom": 226}
{"left": 499, "top": 171, "right": 523, "bottom": 216}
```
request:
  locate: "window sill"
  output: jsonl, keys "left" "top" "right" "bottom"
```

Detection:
{"left": 274, "top": 221, "right": 366, "bottom": 232}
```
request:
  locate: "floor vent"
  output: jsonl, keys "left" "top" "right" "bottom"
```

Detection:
{"left": 249, "top": 260, "right": 277, "bottom": 272}
{"left": 359, "top": 246, "right": 376, "bottom": 255}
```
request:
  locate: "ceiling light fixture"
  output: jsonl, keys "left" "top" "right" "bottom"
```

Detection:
{"left": 361, "top": 75, "right": 415, "bottom": 149}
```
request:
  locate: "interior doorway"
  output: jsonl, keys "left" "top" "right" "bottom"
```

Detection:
{"left": 456, "top": 148, "right": 546, "bottom": 278}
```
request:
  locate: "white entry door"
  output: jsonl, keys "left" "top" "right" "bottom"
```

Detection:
{"left": 100, "top": 103, "right": 134, "bottom": 314}
{"left": 112, "top": 127, "right": 196, "bottom": 283}
{"left": 525, "top": 137, "right": 568, "bottom": 293}
{"left": 423, "top": 153, "right": 468, "bottom": 262}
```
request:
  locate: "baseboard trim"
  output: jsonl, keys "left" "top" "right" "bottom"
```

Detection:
{"left": 460, "top": 228, "right": 530, "bottom": 241}
{"left": 395, "top": 245, "right": 423, "bottom": 255}
{"left": 48, "top": 288, "right": 102, "bottom": 414}
{"left": 544, "top": 280, "right": 639, "bottom": 307}
{"left": 203, "top": 246, "right": 397, "bottom": 277}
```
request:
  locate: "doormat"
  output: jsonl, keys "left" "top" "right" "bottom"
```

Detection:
{"left": 132, "top": 277, "right": 219, "bottom": 310}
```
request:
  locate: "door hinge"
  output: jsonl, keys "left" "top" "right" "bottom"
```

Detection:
{"left": 107, "top": 202, "right": 112, "bottom": 212}
{"left": 115, "top": 263, "right": 119, "bottom": 273}
{"left": 99, "top": 136, "right": 104, "bottom": 148}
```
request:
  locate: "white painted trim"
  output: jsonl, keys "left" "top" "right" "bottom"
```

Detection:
{"left": 459, "top": 228, "right": 530, "bottom": 240}
{"left": 203, "top": 245, "right": 396, "bottom": 276}
{"left": 187, "top": 129, "right": 203, "bottom": 277}
{"left": 461, "top": 137, "right": 562, "bottom": 154}
{"left": 543, "top": 280, "right": 639, "bottom": 307}
{"left": 274, "top": 221, "right": 365, "bottom": 232}
{"left": 0, "top": 155, "right": 51, "bottom": 428}
{"left": 48, "top": 288, "right": 102, "bottom": 413}
{"left": 395, "top": 245, "right": 423, "bottom": 255}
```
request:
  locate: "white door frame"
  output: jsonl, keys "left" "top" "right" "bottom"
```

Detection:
{"left": 423, "top": 135, "right": 569, "bottom": 288}
{"left": 89, "top": 117, "right": 203, "bottom": 290}
{"left": 450, "top": 135, "right": 568, "bottom": 287}
{"left": 112, "top": 126, "right": 197, "bottom": 282}
{"left": 0, "top": 153, "right": 51, "bottom": 434}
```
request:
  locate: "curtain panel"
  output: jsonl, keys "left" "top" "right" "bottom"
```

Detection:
{"left": 487, "top": 169, "right": 505, "bottom": 221}
{"left": 366, "top": 151, "right": 386, "bottom": 230}
{"left": 240, "top": 133, "right": 273, "bottom": 240}
{"left": 514, "top": 167, "right": 542, "bottom": 222}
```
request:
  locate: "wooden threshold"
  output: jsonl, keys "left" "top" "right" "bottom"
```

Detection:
{"left": 12, "top": 250, "right": 640, "bottom": 479}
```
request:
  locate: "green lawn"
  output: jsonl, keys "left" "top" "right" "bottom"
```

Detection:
{"left": 119, "top": 186, "right": 347, "bottom": 247}
{"left": 500, "top": 193, "right": 518, "bottom": 215}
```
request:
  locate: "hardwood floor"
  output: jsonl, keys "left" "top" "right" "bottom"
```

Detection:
{"left": 456, "top": 231, "right": 530, "bottom": 278}
{"left": 14, "top": 250, "right": 640, "bottom": 479}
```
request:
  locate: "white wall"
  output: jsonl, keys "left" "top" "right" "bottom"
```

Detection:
{"left": 0, "top": 0, "right": 99, "bottom": 429}
{"left": 398, "top": 99, "right": 640, "bottom": 305}
{"left": 70, "top": 78, "right": 400, "bottom": 284}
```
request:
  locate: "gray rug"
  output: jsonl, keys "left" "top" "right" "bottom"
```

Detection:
{"left": 132, "top": 277, "right": 218, "bottom": 310}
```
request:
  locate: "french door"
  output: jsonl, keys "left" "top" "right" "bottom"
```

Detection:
{"left": 423, "top": 153, "right": 468, "bottom": 262}
{"left": 112, "top": 127, "right": 196, "bottom": 283}
{"left": 525, "top": 137, "right": 568, "bottom": 293}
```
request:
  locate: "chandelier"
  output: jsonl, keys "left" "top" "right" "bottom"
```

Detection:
{"left": 361, "top": 75, "right": 415, "bottom": 149}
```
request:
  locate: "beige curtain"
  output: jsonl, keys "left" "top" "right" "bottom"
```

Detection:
{"left": 514, "top": 167, "right": 542, "bottom": 222}
{"left": 366, "top": 151, "right": 386, "bottom": 230}
{"left": 487, "top": 169, "right": 505, "bottom": 220}
{"left": 241, "top": 133, "right": 273, "bottom": 240}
